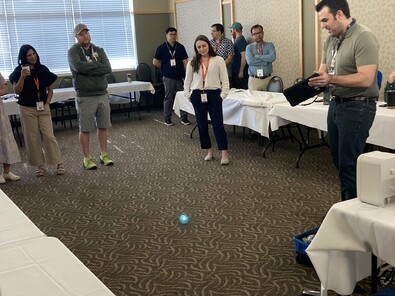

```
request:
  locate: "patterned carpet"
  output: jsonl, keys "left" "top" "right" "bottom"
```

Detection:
{"left": 2, "top": 109, "right": 353, "bottom": 296}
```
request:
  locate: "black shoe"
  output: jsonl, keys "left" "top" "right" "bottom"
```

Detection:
{"left": 353, "top": 284, "right": 367, "bottom": 294}
{"left": 181, "top": 118, "right": 191, "bottom": 126}
{"left": 165, "top": 119, "right": 175, "bottom": 126}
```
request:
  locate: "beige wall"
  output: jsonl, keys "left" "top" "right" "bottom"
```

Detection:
{"left": 174, "top": 0, "right": 300, "bottom": 88}
{"left": 171, "top": 0, "right": 394, "bottom": 94}
{"left": 348, "top": 0, "right": 395, "bottom": 94}
{"left": 233, "top": 0, "right": 300, "bottom": 88}
{"left": 175, "top": 0, "right": 221, "bottom": 58}
{"left": 133, "top": 0, "right": 170, "bottom": 13}
{"left": 133, "top": 0, "right": 172, "bottom": 81}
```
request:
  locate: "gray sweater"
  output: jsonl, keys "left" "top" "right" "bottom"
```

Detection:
{"left": 68, "top": 43, "right": 112, "bottom": 97}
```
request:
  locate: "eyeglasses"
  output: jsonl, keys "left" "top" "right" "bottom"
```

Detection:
{"left": 252, "top": 31, "right": 263, "bottom": 36}
{"left": 168, "top": 33, "right": 177, "bottom": 36}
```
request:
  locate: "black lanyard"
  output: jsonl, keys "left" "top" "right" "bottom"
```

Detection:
{"left": 329, "top": 18, "right": 356, "bottom": 75}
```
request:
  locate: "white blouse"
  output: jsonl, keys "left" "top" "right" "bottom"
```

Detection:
{"left": 184, "top": 55, "right": 229, "bottom": 100}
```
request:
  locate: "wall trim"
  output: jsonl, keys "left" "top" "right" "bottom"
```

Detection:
{"left": 314, "top": 0, "right": 321, "bottom": 70}
{"left": 132, "top": 10, "right": 172, "bottom": 15}
{"left": 299, "top": 0, "right": 303, "bottom": 77}
{"left": 174, "top": 0, "right": 192, "bottom": 3}
{"left": 219, "top": 0, "right": 234, "bottom": 24}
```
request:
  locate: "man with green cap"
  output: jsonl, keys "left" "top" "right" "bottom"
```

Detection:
{"left": 230, "top": 22, "right": 248, "bottom": 89}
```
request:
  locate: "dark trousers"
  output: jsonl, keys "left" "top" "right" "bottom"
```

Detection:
{"left": 231, "top": 73, "right": 248, "bottom": 90}
{"left": 163, "top": 77, "right": 187, "bottom": 121}
{"left": 327, "top": 99, "right": 376, "bottom": 200}
{"left": 191, "top": 89, "right": 228, "bottom": 150}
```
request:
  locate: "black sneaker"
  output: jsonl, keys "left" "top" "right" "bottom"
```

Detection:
{"left": 181, "top": 118, "right": 191, "bottom": 126}
{"left": 165, "top": 119, "right": 175, "bottom": 126}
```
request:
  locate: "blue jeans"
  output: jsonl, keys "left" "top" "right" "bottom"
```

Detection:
{"left": 191, "top": 89, "right": 228, "bottom": 150}
{"left": 327, "top": 99, "right": 376, "bottom": 200}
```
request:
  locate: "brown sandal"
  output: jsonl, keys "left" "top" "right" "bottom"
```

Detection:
{"left": 56, "top": 163, "right": 66, "bottom": 175}
{"left": 36, "top": 165, "right": 45, "bottom": 177}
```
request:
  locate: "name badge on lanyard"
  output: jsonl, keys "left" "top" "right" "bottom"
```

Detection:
{"left": 167, "top": 42, "right": 177, "bottom": 67}
{"left": 257, "top": 69, "right": 264, "bottom": 77}
{"left": 201, "top": 92, "right": 208, "bottom": 103}
{"left": 36, "top": 101, "right": 44, "bottom": 111}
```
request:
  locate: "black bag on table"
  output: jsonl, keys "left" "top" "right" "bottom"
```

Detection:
{"left": 283, "top": 73, "right": 325, "bottom": 106}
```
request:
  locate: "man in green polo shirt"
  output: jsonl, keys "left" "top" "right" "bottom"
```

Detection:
{"left": 309, "top": 0, "right": 379, "bottom": 200}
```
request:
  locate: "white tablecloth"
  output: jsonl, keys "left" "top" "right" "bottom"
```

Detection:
{"left": 2, "top": 81, "right": 155, "bottom": 116}
{"left": 174, "top": 89, "right": 287, "bottom": 138}
{"left": 306, "top": 199, "right": 395, "bottom": 295}
{"left": 0, "top": 236, "right": 115, "bottom": 296}
{"left": 269, "top": 100, "right": 395, "bottom": 150}
{"left": 0, "top": 189, "right": 45, "bottom": 247}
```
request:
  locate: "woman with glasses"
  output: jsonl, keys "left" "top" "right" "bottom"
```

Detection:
{"left": 184, "top": 35, "right": 230, "bottom": 165}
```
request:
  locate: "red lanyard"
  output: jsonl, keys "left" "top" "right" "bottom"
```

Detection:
{"left": 255, "top": 42, "right": 264, "bottom": 55}
{"left": 33, "top": 76, "right": 40, "bottom": 100}
{"left": 201, "top": 57, "right": 211, "bottom": 89}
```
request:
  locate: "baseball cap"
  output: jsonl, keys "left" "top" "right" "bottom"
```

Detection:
{"left": 229, "top": 22, "right": 243, "bottom": 30}
{"left": 74, "top": 24, "right": 89, "bottom": 35}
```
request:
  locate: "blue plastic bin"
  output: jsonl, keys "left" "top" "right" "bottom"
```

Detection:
{"left": 293, "top": 227, "right": 319, "bottom": 266}
{"left": 373, "top": 288, "right": 395, "bottom": 295}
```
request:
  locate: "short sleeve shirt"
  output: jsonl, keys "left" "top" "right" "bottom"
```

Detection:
{"left": 231, "top": 35, "right": 248, "bottom": 75}
{"left": 210, "top": 37, "right": 234, "bottom": 77}
{"left": 322, "top": 22, "right": 379, "bottom": 98}
{"left": 9, "top": 65, "right": 57, "bottom": 106}
{"left": 154, "top": 41, "right": 188, "bottom": 80}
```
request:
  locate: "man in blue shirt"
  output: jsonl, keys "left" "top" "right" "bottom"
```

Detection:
{"left": 153, "top": 27, "right": 190, "bottom": 126}
{"left": 245, "top": 24, "right": 276, "bottom": 91}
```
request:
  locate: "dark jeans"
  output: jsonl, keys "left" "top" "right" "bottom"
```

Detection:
{"left": 231, "top": 73, "right": 248, "bottom": 90}
{"left": 163, "top": 77, "right": 187, "bottom": 121}
{"left": 191, "top": 89, "right": 228, "bottom": 151}
{"left": 327, "top": 99, "right": 376, "bottom": 200}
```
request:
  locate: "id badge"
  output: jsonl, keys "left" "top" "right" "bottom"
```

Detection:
{"left": 257, "top": 69, "right": 264, "bottom": 77}
{"left": 201, "top": 93, "right": 208, "bottom": 103}
{"left": 36, "top": 101, "right": 44, "bottom": 111}
{"left": 170, "top": 59, "right": 176, "bottom": 66}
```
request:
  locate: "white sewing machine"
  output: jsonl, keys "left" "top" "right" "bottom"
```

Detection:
{"left": 357, "top": 151, "right": 395, "bottom": 206}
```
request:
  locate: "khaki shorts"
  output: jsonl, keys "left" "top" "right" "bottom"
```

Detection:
{"left": 76, "top": 94, "right": 111, "bottom": 132}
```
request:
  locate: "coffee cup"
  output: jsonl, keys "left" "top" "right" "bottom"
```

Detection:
{"left": 126, "top": 73, "right": 132, "bottom": 83}
{"left": 387, "top": 90, "right": 395, "bottom": 109}
{"left": 22, "top": 65, "right": 30, "bottom": 76}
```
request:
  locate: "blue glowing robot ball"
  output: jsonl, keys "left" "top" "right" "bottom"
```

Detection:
{"left": 179, "top": 214, "right": 189, "bottom": 224}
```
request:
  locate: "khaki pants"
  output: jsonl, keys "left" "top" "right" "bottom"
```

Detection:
{"left": 248, "top": 76, "right": 270, "bottom": 91}
{"left": 19, "top": 104, "right": 62, "bottom": 166}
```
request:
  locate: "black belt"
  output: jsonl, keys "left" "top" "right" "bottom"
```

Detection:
{"left": 332, "top": 96, "right": 377, "bottom": 104}
{"left": 250, "top": 74, "right": 271, "bottom": 80}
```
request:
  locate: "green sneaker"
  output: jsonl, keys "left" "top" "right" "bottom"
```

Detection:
{"left": 83, "top": 156, "right": 98, "bottom": 170}
{"left": 100, "top": 153, "right": 114, "bottom": 166}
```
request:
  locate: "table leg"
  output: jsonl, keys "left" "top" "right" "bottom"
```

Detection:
{"left": 295, "top": 129, "right": 329, "bottom": 168}
{"left": 320, "top": 284, "right": 328, "bottom": 296}
{"left": 262, "top": 124, "right": 303, "bottom": 158}
{"left": 190, "top": 124, "right": 198, "bottom": 139}
{"left": 131, "top": 92, "right": 141, "bottom": 120}
{"left": 372, "top": 254, "right": 378, "bottom": 294}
